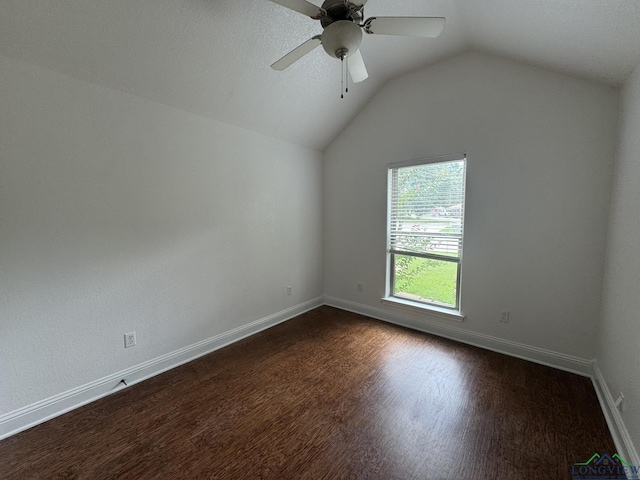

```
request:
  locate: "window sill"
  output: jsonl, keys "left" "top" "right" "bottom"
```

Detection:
{"left": 380, "top": 296, "right": 465, "bottom": 323}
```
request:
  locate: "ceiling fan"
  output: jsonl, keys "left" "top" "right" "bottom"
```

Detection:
{"left": 269, "top": 0, "right": 445, "bottom": 87}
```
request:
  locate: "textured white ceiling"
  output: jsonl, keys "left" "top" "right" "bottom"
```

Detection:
{"left": 0, "top": 0, "right": 638, "bottom": 150}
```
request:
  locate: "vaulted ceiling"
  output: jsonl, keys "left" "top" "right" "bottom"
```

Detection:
{"left": 1, "top": 0, "right": 639, "bottom": 151}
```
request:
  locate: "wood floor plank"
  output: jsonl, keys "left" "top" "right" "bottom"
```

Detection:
{"left": 0, "top": 306, "right": 615, "bottom": 479}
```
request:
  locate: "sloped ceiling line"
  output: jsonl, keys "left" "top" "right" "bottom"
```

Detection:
{"left": 0, "top": 0, "right": 638, "bottom": 150}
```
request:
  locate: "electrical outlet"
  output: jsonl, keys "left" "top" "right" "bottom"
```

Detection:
{"left": 357, "top": 283, "right": 363, "bottom": 293}
{"left": 286, "top": 286, "right": 292, "bottom": 296}
{"left": 499, "top": 310, "right": 510, "bottom": 323}
{"left": 124, "top": 332, "right": 136, "bottom": 348}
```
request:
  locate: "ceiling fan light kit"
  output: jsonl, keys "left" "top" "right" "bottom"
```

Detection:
{"left": 321, "top": 20, "right": 362, "bottom": 59}
{"left": 269, "top": 0, "right": 445, "bottom": 97}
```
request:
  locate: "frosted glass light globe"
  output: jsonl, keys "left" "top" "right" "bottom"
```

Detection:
{"left": 321, "top": 20, "right": 363, "bottom": 59}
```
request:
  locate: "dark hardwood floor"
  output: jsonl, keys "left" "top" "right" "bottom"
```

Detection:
{"left": 0, "top": 306, "right": 614, "bottom": 479}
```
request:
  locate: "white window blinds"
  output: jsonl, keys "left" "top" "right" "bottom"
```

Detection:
{"left": 389, "top": 157, "right": 466, "bottom": 260}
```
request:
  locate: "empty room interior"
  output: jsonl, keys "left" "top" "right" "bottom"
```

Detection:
{"left": 1, "top": 0, "right": 640, "bottom": 478}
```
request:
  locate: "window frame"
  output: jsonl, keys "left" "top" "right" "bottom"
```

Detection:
{"left": 385, "top": 153, "right": 467, "bottom": 315}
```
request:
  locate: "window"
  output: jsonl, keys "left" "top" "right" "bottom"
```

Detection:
{"left": 387, "top": 154, "right": 466, "bottom": 311}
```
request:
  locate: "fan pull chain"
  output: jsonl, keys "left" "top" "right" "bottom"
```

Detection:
{"left": 345, "top": 56, "right": 349, "bottom": 94}
{"left": 339, "top": 54, "right": 350, "bottom": 99}
{"left": 337, "top": 48, "right": 350, "bottom": 99}
{"left": 341, "top": 56, "right": 344, "bottom": 99}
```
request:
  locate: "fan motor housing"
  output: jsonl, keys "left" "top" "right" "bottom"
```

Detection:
{"left": 320, "top": 0, "right": 363, "bottom": 28}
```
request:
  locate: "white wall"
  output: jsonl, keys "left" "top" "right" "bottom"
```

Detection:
{"left": 324, "top": 52, "right": 619, "bottom": 359}
{"left": 597, "top": 63, "right": 640, "bottom": 457}
{"left": 0, "top": 54, "right": 323, "bottom": 416}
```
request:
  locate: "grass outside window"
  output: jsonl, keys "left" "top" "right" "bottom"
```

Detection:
{"left": 393, "top": 254, "right": 458, "bottom": 307}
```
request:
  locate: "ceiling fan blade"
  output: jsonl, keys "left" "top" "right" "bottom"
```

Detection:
{"left": 271, "top": 36, "right": 322, "bottom": 71}
{"left": 348, "top": 49, "right": 368, "bottom": 83}
{"left": 269, "top": 0, "right": 323, "bottom": 18}
{"left": 363, "top": 17, "right": 445, "bottom": 38}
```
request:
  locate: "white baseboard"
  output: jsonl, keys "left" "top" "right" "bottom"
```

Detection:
{"left": 0, "top": 296, "right": 324, "bottom": 441}
{"left": 592, "top": 361, "right": 640, "bottom": 474}
{"left": 5, "top": 293, "right": 637, "bottom": 474}
{"left": 324, "top": 296, "right": 593, "bottom": 377}
{"left": 326, "top": 296, "right": 640, "bottom": 474}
